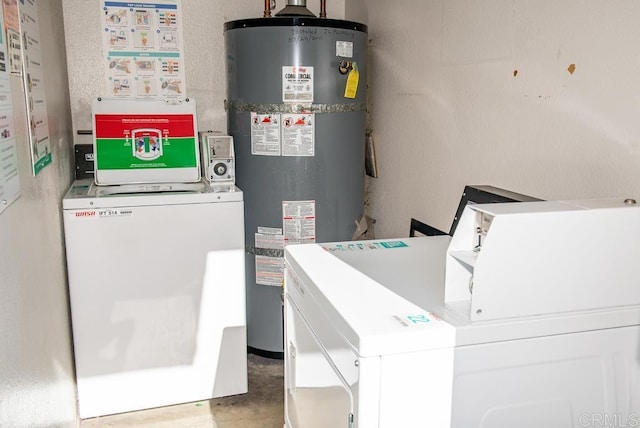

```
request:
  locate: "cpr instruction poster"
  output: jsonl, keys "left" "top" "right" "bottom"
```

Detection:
{"left": 20, "top": 0, "right": 51, "bottom": 175}
{"left": 0, "top": 0, "right": 19, "bottom": 214}
{"left": 100, "top": 1, "right": 186, "bottom": 99}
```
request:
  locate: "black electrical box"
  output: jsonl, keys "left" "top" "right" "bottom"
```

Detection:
{"left": 74, "top": 144, "right": 94, "bottom": 180}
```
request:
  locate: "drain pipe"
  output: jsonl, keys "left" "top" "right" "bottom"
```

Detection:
{"left": 319, "top": 0, "right": 326, "bottom": 18}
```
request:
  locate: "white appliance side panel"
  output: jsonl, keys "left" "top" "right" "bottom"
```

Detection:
{"left": 284, "top": 295, "right": 357, "bottom": 428}
{"left": 63, "top": 200, "right": 246, "bottom": 418}
{"left": 451, "top": 325, "right": 640, "bottom": 427}
{"left": 378, "top": 348, "right": 455, "bottom": 428}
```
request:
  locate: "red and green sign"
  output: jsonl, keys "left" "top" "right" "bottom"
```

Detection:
{"left": 94, "top": 113, "right": 197, "bottom": 170}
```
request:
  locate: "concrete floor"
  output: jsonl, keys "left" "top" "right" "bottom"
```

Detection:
{"left": 80, "top": 354, "right": 284, "bottom": 428}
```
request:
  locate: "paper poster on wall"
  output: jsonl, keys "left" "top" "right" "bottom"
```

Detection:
{"left": 2, "top": 0, "right": 18, "bottom": 32}
{"left": 0, "top": 1, "right": 19, "bottom": 215}
{"left": 282, "top": 200, "right": 316, "bottom": 246}
{"left": 5, "top": 28, "right": 19, "bottom": 74}
{"left": 250, "top": 112, "right": 281, "bottom": 156}
{"left": 282, "top": 65, "right": 313, "bottom": 102}
{"left": 281, "top": 113, "right": 314, "bottom": 156}
{"left": 20, "top": 0, "right": 51, "bottom": 175}
{"left": 2, "top": 0, "right": 20, "bottom": 75}
{"left": 100, "top": 0, "right": 186, "bottom": 99}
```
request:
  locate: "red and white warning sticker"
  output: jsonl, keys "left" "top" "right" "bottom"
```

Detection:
{"left": 282, "top": 200, "right": 315, "bottom": 246}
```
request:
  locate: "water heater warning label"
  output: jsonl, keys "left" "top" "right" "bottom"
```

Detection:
{"left": 250, "top": 112, "right": 315, "bottom": 157}
{"left": 251, "top": 113, "right": 280, "bottom": 156}
{"left": 282, "top": 66, "right": 314, "bottom": 102}
{"left": 282, "top": 114, "right": 314, "bottom": 156}
{"left": 283, "top": 200, "right": 316, "bottom": 245}
{"left": 255, "top": 227, "right": 284, "bottom": 287}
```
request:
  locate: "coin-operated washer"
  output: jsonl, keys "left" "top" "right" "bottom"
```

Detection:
{"left": 63, "top": 99, "right": 247, "bottom": 418}
{"left": 283, "top": 199, "right": 640, "bottom": 427}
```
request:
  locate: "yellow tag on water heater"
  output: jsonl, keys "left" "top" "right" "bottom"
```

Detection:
{"left": 344, "top": 62, "right": 359, "bottom": 99}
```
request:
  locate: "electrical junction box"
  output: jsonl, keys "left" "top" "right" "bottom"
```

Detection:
{"left": 74, "top": 144, "right": 95, "bottom": 180}
{"left": 200, "top": 132, "right": 235, "bottom": 184}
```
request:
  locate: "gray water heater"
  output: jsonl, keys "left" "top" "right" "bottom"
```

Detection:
{"left": 225, "top": 10, "right": 368, "bottom": 357}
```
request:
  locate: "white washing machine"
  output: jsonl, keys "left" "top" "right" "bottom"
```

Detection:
{"left": 62, "top": 179, "right": 247, "bottom": 418}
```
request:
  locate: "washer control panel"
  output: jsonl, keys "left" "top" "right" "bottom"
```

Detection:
{"left": 200, "top": 132, "right": 235, "bottom": 184}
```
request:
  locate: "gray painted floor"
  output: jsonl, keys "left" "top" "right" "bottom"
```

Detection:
{"left": 80, "top": 354, "right": 284, "bottom": 428}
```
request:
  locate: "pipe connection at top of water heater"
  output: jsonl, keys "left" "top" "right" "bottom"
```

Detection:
{"left": 264, "top": 0, "right": 271, "bottom": 17}
{"left": 263, "top": 0, "right": 327, "bottom": 18}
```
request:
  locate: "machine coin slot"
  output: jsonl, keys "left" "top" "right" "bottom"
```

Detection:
{"left": 474, "top": 212, "right": 493, "bottom": 252}
{"left": 200, "top": 132, "right": 235, "bottom": 184}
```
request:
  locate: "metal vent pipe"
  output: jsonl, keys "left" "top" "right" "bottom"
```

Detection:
{"left": 263, "top": 0, "right": 327, "bottom": 18}
{"left": 271, "top": 0, "right": 316, "bottom": 17}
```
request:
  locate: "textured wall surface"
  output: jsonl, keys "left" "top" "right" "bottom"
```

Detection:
{"left": 363, "top": 0, "right": 640, "bottom": 238}
{"left": 6, "top": 0, "right": 639, "bottom": 424}
{"left": 0, "top": 1, "right": 77, "bottom": 427}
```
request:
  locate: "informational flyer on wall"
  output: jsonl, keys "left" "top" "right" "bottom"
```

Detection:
{"left": 0, "top": 1, "right": 19, "bottom": 215}
{"left": 100, "top": 0, "right": 186, "bottom": 99}
{"left": 20, "top": 0, "right": 51, "bottom": 175}
{"left": 1, "top": 0, "right": 21, "bottom": 75}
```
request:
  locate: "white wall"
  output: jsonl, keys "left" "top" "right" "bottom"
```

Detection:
{"left": 7, "top": 0, "right": 637, "bottom": 424}
{"left": 0, "top": 1, "right": 77, "bottom": 427}
{"left": 362, "top": 0, "right": 640, "bottom": 238}
{"left": 63, "top": 0, "right": 345, "bottom": 140}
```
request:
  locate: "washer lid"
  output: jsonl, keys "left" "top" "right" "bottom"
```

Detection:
{"left": 62, "top": 179, "right": 243, "bottom": 209}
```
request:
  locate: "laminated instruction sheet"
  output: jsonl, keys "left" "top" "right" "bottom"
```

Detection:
{"left": 100, "top": 0, "right": 186, "bottom": 99}
{"left": 92, "top": 98, "right": 199, "bottom": 185}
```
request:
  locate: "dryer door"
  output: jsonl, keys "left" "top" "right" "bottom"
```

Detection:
{"left": 285, "top": 295, "right": 355, "bottom": 428}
